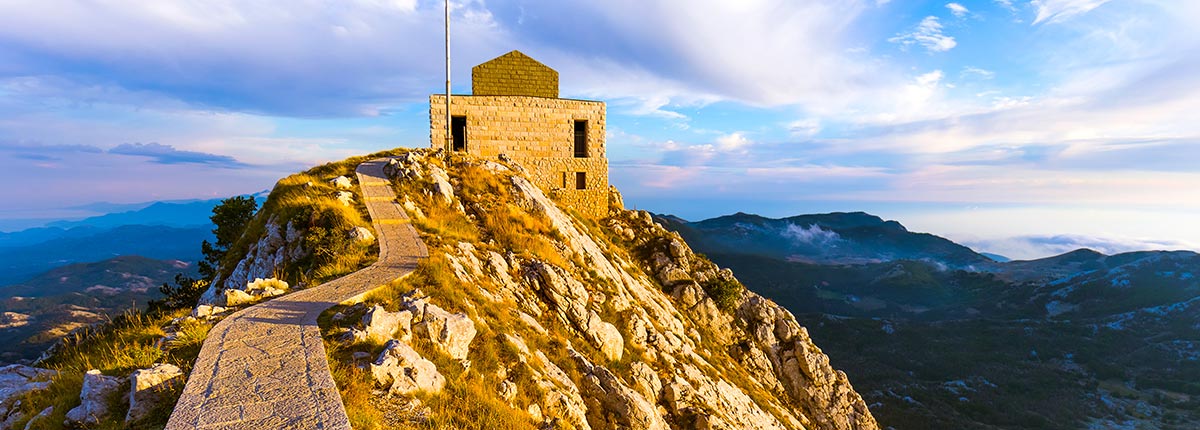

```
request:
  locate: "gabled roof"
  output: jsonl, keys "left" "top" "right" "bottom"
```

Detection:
{"left": 472, "top": 50, "right": 559, "bottom": 98}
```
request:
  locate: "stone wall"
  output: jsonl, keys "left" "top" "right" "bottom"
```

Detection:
{"left": 430, "top": 95, "right": 608, "bottom": 218}
{"left": 471, "top": 51, "right": 559, "bottom": 98}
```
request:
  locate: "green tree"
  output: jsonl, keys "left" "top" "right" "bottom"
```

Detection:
{"left": 150, "top": 273, "right": 210, "bottom": 311}
{"left": 199, "top": 195, "right": 258, "bottom": 279}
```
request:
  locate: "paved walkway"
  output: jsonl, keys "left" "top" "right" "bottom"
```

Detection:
{"left": 166, "top": 158, "right": 428, "bottom": 430}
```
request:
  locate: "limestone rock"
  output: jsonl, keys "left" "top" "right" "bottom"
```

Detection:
{"left": 359, "top": 304, "right": 412, "bottom": 344}
{"left": 413, "top": 303, "right": 476, "bottom": 360}
{"left": 608, "top": 185, "right": 624, "bottom": 211}
{"left": 572, "top": 350, "right": 667, "bottom": 430}
{"left": 584, "top": 311, "right": 624, "bottom": 362}
{"left": 223, "top": 288, "right": 257, "bottom": 307}
{"left": 126, "top": 363, "right": 184, "bottom": 423}
{"left": 246, "top": 277, "right": 289, "bottom": 297}
{"left": 0, "top": 365, "right": 55, "bottom": 428}
{"left": 335, "top": 190, "right": 355, "bottom": 207}
{"left": 65, "top": 369, "right": 120, "bottom": 426}
{"left": 191, "top": 304, "right": 227, "bottom": 320}
{"left": 427, "top": 165, "right": 455, "bottom": 204}
{"left": 498, "top": 380, "right": 518, "bottom": 402}
{"left": 350, "top": 226, "right": 375, "bottom": 243}
{"left": 370, "top": 340, "right": 446, "bottom": 395}
{"left": 330, "top": 175, "right": 353, "bottom": 189}
{"left": 629, "top": 361, "right": 662, "bottom": 402}
{"left": 211, "top": 217, "right": 301, "bottom": 294}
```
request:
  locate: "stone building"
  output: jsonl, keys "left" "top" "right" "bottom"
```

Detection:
{"left": 430, "top": 50, "right": 608, "bottom": 218}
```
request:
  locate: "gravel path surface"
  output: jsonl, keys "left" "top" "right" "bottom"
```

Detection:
{"left": 166, "top": 158, "right": 426, "bottom": 430}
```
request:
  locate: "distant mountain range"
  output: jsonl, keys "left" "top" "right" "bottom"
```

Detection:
{"left": 0, "top": 195, "right": 265, "bottom": 286}
{"left": 0, "top": 196, "right": 264, "bottom": 363}
{"left": 659, "top": 211, "right": 1200, "bottom": 430}
{"left": 659, "top": 211, "right": 992, "bottom": 268}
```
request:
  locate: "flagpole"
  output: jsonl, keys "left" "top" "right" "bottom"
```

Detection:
{"left": 444, "top": 0, "right": 451, "bottom": 159}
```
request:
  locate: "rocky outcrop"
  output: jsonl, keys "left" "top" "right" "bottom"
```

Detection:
{"left": 65, "top": 369, "right": 120, "bottom": 427}
{"left": 411, "top": 302, "right": 476, "bottom": 361}
{"left": 207, "top": 218, "right": 305, "bottom": 297}
{"left": 126, "top": 363, "right": 184, "bottom": 423}
{"left": 0, "top": 365, "right": 56, "bottom": 428}
{"left": 370, "top": 340, "right": 446, "bottom": 395}
{"left": 572, "top": 350, "right": 668, "bottom": 430}
{"left": 350, "top": 305, "right": 412, "bottom": 344}
{"left": 324, "top": 152, "right": 878, "bottom": 430}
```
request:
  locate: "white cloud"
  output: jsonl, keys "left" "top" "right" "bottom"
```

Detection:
{"left": 715, "top": 132, "right": 752, "bottom": 151}
{"left": 994, "top": 0, "right": 1016, "bottom": 11}
{"left": 889, "top": 16, "right": 957, "bottom": 52}
{"left": 961, "top": 66, "right": 996, "bottom": 79}
{"left": 1031, "top": 0, "right": 1114, "bottom": 24}
{"left": 964, "top": 235, "right": 1199, "bottom": 260}
{"left": 788, "top": 118, "right": 823, "bottom": 137}
{"left": 783, "top": 224, "right": 844, "bottom": 246}
{"left": 946, "top": 3, "right": 969, "bottom": 18}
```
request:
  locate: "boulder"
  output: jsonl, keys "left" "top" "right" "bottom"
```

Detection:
{"left": 330, "top": 176, "right": 353, "bottom": 189}
{"left": 414, "top": 303, "right": 476, "bottom": 360}
{"left": 246, "top": 277, "right": 289, "bottom": 298}
{"left": 427, "top": 165, "right": 455, "bottom": 204}
{"left": 370, "top": 340, "right": 446, "bottom": 395}
{"left": 350, "top": 226, "right": 375, "bottom": 244}
{"left": 360, "top": 305, "right": 412, "bottom": 344}
{"left": 223, "top": 288, "right": 257, "bottom": 307}
{"left": 65, "top": 369, "right": 120, "bottom": 426}
{"left": 584, "top": 311, "right": 624, "bottom": 362}
{"left": 335, "top": 190, "right": 355, "bottom": 206}
{"left": 191, "top": 304, "right": 227, "bottom": 320}
{"left": 126, "top": 363, "right": 184, "bottom": 423}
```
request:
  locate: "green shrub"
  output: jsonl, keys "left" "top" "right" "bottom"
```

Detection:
{"left": 703, "top": 277, "right": 744, "bottom": 312}
{"left": 150, "top": 274, "right": 209, "bottom": 311}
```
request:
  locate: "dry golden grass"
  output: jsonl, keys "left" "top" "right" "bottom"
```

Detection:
{"left": 12, "top": 308, "right": 203, "bottom": 430}
{"left": 216, "top": 148, "right": 405, "bottom": 288}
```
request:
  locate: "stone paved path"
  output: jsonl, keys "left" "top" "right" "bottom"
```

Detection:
{"left": 166, "top": 158, "right": 427, "bottom": 430}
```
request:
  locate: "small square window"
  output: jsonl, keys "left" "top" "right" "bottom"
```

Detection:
{"left": 575, "top": 172, "right": 587, "bottom": 190}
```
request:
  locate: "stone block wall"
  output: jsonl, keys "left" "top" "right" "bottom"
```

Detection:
{"left": 471, "top": 51, "right": 559, "bottom": 98}
{"left": 430, "top": 95, "right": 608, "bottom": 218}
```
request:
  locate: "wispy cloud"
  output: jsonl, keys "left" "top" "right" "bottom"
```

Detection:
{"left": 961, "top": 66, "right": 996, "bottom": 79}
{"left": 946, "top": 3, "right": 969, "bottom": 18}
{"left": 889, "top": 16, "right": 958, "bottom": 53}
{"left": 108, "top": 143, "right": 247, "bottom": 168}
{"left": 1031, "top": 0, "right": 1114, "bottom": 24}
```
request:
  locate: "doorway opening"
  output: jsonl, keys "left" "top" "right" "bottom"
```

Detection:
{"left": 452, "top": 116, "right": 467, "bottom": 152}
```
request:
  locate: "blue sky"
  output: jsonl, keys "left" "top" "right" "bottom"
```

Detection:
{"left": 1, "top": 0, "right": 1198, "bottom": 259}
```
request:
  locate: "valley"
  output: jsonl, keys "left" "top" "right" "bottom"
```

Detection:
{"left": 662, "top": 212, "right": 1200, "bottom": 430}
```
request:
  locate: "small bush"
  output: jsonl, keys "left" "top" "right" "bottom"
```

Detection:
{"left": 703, "top": 277, "right": 744, "bottom": 313}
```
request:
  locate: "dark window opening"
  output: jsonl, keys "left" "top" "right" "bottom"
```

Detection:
{"left": 575, "top": 172, "right": 587, "bottom": 190}
{"left": 451, "top": 116, "right": 467, "bottom": 152}
{"left": 573, "top": 120, "right": 588, "bottom": 158}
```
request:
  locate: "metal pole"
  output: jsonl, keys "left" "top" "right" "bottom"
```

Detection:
{"left": 444, "top": 0, "right": 451, "bottom": 160}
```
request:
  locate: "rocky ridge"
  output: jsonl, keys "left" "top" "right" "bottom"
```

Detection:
{"left": 325, "top": 150, "right": 878, "bottom": 430}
